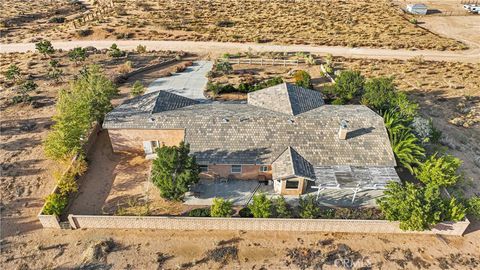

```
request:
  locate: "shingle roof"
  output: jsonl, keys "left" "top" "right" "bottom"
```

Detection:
{"left": 104, "top": 87, "right": 396, "bottom": 168}
{"left": 272, "top": 147, "right": 315, "bottom": 180}
{"left": 248, "top": 83, "right": 325, "bottom": 116}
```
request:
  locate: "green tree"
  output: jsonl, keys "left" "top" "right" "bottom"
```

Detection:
{"left": 416, "top": 153, "right": 462, "bottom": 187}
{"left": 68, "top": 47, "right": 87, "bottom": 65}
{"left": 331, "top": 70, "right": 365, "bottom": 103}
{"left": 361, "top": 77, "right": 396, "bottom": 112}
{"left": 4, "top": 64, "right": 21, "bottom": 82}
{"left": 273, "top": 196, "right": 292, "bottom": 218}
{"left": 210, "top": 197, "right": 233, "bottom": 217}
{"left": 131, "top": 80, "right": 145, "bottom": 96}
{"left": 249, "top": 193, "right": 272, "bottom": 218}
{"left": 294, "top": 70, "right": 312, "bottom": 89}
{"left": 43, "top": 65, "right": 117, "bottom": 160}
{"left": 378, "top": 182, "right": 466, "bottom": 231}
{"left": 299, "top": 195, "right": 320, "bottom": 219}
{"left": 35, "top": 40, "right": 55, "bottom": 57}
{"left": 151, "top": 142, "right": 200, "bottom": 201}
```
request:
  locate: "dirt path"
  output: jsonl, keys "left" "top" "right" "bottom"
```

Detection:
{"left": 1, "top": 40, "right": 480, "bottom": 63}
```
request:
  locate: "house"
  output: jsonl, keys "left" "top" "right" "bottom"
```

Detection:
{"left": 406, "top": 3, "right": 428, "bottom": 15}
{"left": 103, "top": 83, "right": 400, "bottom": 197}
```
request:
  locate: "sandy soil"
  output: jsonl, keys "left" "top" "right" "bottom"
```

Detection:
{"left": 68, "top": 130, "right": 193, "bottom": 216}
{"left": 0, "top": 0, "right": 467, "bottom": 51}
{"left": 420, "top": 16, "right": 480, "bottom": 49}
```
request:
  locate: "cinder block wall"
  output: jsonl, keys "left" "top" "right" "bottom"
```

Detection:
{"left": 108, "top": 129, "right": 185, "bottom": 153}
{"left": 67, "top": 215, "right": 470, "bottom": 236}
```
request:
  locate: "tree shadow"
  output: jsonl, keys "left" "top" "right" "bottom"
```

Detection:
{"left": 0, "top": 117, "right": 53, "bottom": 136}
{"left": 0, "top": 137, "right": 41, "bottom": 151}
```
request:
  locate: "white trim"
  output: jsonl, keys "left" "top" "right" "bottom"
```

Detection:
{"left": 259, "top": 165, "right": 269, "bottom": 172}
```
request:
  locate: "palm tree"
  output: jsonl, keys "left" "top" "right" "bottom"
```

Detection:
{"left": 383, "top": 110, "right": 425, "bottom": 173}
{"left": 390, "top": 127, "right": 425, "bottom": 173}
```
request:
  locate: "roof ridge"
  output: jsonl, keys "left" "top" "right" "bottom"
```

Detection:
{"left": 284, "top": 83, "right": 296, "bottom": 116}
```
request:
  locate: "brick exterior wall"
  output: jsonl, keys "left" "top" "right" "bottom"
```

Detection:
{"left": 67, "top": 215, "right": 470, "bottom": 236}
{"left": 108, "top": 129, "right": 185, "bottom": 153}
{"left": 200, "top": 164, "right": 272, "bottom": 180}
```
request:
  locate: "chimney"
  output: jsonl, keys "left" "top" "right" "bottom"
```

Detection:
{"left": 338, "top": 120, "right": 348, "bottom": 140}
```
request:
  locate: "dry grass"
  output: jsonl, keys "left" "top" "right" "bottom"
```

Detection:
{"left": 0, "top": 0, "right": 467, "bottom": 50}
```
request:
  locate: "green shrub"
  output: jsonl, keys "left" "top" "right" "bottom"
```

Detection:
{"left": 43, "top": 193, "right": 68, "bottom": 216}
{"left": 416, "top": 153, "right": 462, "bottom": 187}
{"left": 378, "top": 182, "right": 466, "bottom": 231}
{"left": 211, "top": 197, "right": 233, "bottom": 217}
{"left": 249, "top": 193, "right": 272, "bottom": 218}
{"left": 273, "top": 196, "right": 291, "bottom": 218}
{"left": 294, "top": 70, "right": 312, "bottom": 89}
{"left": 136, "top": 44, "right": 147, "bottom": 53}
{"left": 49, "top": 16, "right": 65, "bottom": 23}
{"left": 76, "top": 29, "right": 93, "bottom": 37}
{"left": 188, "top": 208, "right": 211, "bottom": 217}
{"left": 299, "top": 195, "right": 320, "bottom": 219}
{"left": 466, "top": 196, "right": 480, "bottom": 219}
{"left": 131, "top": 81, "right": 145, "bottom": 97}
{"left": 68, "top": 47, "right": 87, "bottom": 64}
{"left": 35, "top": 40, "right": 54, "bottom": 56}
{"left": 4, "top": 64, "right": 21, "bottom": 82}
{"left": 151, "top": 142, "right": 200, "bottom": 201}
{"left": 108, "top": 43, "right": 125, "bottom": 58}
{"left": 331, "top": 70, "right": 365, "bottom": 102}
{"left": 13, "top": 80, "right": 37, "bottom": 104}
{"left": 215, "top": 61, "right": 233, "bottom": 74}
{"left": 239, "top": 207, "right": 253, "bottom": 217}
{"left": 318, "top": 208, "right": 336, "bottom": 219}
{"left": 216, "top": 20, "right": 235, "bottom": 27}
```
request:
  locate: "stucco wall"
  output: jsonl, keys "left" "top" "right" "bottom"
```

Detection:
{"left": 280, "top": 178, "right": 306, "bottom": 195}
{"left": 201, "top": 164, "right": 272, "bottom": 180}
{"left": 108, "top": 129, "right": 185, "bottom": 153}
{"left": 67, "top": 215, "right": 470, "bottom": 236}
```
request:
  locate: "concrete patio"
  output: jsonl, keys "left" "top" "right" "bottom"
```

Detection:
{"left": 183, "top": 179, "right": 382, "bottom": 207}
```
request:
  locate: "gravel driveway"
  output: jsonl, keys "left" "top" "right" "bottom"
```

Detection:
{"left": 147, "top": 60, "right": 213, "bottom": 101}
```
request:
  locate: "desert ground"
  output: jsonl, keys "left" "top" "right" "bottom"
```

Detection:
{"left": 0, "top": 0, "right": 471, "bottom": 51}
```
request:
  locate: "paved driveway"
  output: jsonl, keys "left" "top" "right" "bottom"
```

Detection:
{"left": 147, "top": 60, "right": 212, "bottom": 101}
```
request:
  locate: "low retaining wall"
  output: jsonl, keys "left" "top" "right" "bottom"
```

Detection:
{"left": 37, "top": 123, "right": 101, "bottom": 228}
{"left": 112, "top": 58, "right": 178, "bottom": 84}
{"left": 67, "top": 215, "right": 470, "bottom": 236}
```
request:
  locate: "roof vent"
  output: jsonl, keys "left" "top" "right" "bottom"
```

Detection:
{"left": 288, "top": 119, "right": 295, "bottom": 124}
{"left": 148, "top": 117, "right": 156, "bottom": 122}
{"left": 239, "top": 117, "right": 249, "bottom": 122}
{"left": 338, "top": 120, "right": 348, "bottom": 140}
{"left": 222, "top": 118, "right": 229, "bottom": 123}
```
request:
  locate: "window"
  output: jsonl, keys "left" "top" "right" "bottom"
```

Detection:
{"left": 199, "top": 165, "right": 208, "bottom": 173}
{"left": 231, "top": 165, "right": 242, "bottom": 173}
{"left": 259, "top": 166, "right": 269, "bottom": 172}
{"left": 151, "top": 140, "right": 160, "bottom": 149}
{"left": 285, "top": 180, "right": 299, "bottom": 189}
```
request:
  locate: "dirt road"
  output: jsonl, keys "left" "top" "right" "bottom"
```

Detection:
{"left": 1, "top": 40, "right": 480, "bottom": 63}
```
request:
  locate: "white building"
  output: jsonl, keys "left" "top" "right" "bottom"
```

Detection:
{"left": 406, "top": 3, "right": 428, "bottom": 15}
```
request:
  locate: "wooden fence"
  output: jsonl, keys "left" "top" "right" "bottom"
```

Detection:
{"left": 227, "top": 58, "right": 302, "bottom": 66}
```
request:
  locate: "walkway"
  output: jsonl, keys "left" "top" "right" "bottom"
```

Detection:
{"left": 147, "top": 60, "right": 212, "bottom": 101}
{"left": 1, "top": 40, "right": 479, "bottom": 63}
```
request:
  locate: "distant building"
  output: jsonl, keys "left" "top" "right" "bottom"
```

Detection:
{"left": 406, "top": 3, "right": 428, "bottom": 15}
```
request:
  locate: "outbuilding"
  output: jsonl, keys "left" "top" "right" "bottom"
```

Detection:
{"left": 406, "top": 3, "right": 428, "bottom": 15}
